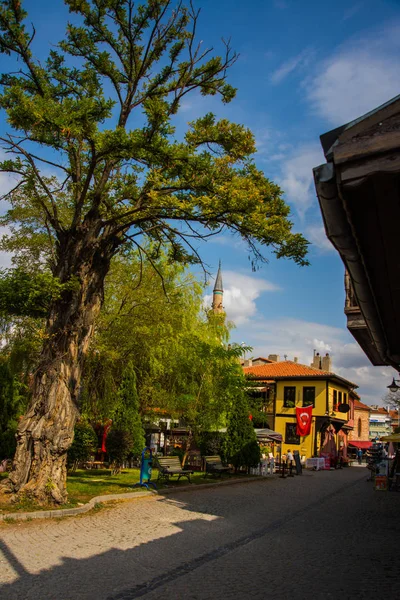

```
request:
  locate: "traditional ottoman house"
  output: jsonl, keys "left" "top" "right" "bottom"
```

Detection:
{"left": 348, "top": 396, "right": 372, "bottom": 452}
{"left": 243, "top": 357, "right": 357, "bottom": 461}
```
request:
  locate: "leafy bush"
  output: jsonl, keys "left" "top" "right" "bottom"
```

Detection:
{"left": 0, "top": 360, "right": 27, "bottom": 461}
{"left": 113, "top": 363, "right": 145, "bottom": 458}
{"left": 106, "top": 429, "right": 134, "bottom": 474}
{"left": 67, "top": 421, "right": 97, "bottom": 470}
{"left": 169, "top": 447, "right": 185, "bottom": 462}
{"left": 0, "top": 426, "right": 17, "bottom": 462}
{"left": 224, "top": 392, "right": 261, "bottom": 472}
{"left": 241, "top": 440, "right": 261, "bottom": 469}
{"left": 250, "top": 410, "right": 272, "bottom": 429}
{"left": 198, "top": 432, "right": 226, "bottom": 459}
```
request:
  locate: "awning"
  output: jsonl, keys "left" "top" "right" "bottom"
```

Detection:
{"left": 255, "top": 428, "right": 283, "bottom": 442}
{"left": 380, "top": 433, "right": 400, "bottom": 442}
{"left": 348, "top": 441, "right": 373, "bottom": 449}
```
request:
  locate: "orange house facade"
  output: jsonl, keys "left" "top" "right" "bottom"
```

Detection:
{"left": 243, "top": 360, "right": 358, "bottom": 462}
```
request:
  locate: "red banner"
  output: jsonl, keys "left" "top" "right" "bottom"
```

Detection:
{"left": 296, "top": 405, "right": 313, "bottom": 436}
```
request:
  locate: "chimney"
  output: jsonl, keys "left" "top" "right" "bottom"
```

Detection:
{"left": 268, "top": 354, "right": 279, "bottom": 362}
{"left": 311, "top": 352, "right": 321, "bottom": 369}
{"left": 293, "top": 357, "right": 298, "bottom": 363}
{"left": 244, "top": 359, "right": 253, "bottom": 367}
{"left": 321, "top": 353, "right": 332, "bottom": 372}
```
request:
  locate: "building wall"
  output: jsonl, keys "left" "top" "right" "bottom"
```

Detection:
{"left": 273, "top": 379, "right": 350, "bottom": 459}
{"left": 369, "top": 412, "right": 392, "bottom": 440}
{"left": 348, "top": 408, "right": 370, "bottom": 441}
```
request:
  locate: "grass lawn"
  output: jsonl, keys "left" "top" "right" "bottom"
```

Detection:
{"left": 0, "top": 469, "right": 254, "bottom": 514}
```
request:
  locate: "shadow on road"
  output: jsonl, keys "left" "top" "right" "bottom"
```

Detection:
{"left": 0, "top": 469, "right": 396, "bottom": 600}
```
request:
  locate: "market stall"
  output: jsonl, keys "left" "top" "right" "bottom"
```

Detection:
{"left": 254, "top": 428, "right": 283, "bottom": 475}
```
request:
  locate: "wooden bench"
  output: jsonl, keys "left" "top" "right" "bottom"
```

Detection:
{"left": 156, "top": 456, "right": 193, "bottom": 483}
{"left": 204, "top": 455, "right": 231, "bottom": 477}
{"left": 84, "top": 461, "right": 107, "bottom": 470}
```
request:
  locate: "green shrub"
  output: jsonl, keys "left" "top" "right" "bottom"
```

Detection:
{"left": 106, "top": 429, "right": 134, "bottom": 474}
{"left": 198, "top": 432, "right": 226, "bottom": 459}
{"left": 170, "top": 447, "right": 185, "bottom": 462}
{"left": 224, "top": 392, "right": 261, "bottom": 472}
{"left": 67, "top": 421, "right": 97, "bottom": 470}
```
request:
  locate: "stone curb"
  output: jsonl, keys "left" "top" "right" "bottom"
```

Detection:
{"left": 0, "top": 475, "right": 275, "bottom": 522}
{"left": 0, "top": 490, "right": 155, "bottom": 522}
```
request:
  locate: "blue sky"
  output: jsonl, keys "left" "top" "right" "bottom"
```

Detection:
{"left": 1, "top": 0, "right": 400, "bottom": 403}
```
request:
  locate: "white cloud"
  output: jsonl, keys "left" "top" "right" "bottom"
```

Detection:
{"left": 306, "top": 22, "right": 400, "bottom": 125}
{"left": 270, "top": 48, "right": 315, "bottom": 85}
{"left": 204, "top": 270, "right": 280, "bottom": 325}
{"left": 342, "top": 3, "right": 363, "bottom": 21}
{"left": 277, "top": 144, "right": 325, "bottom": 218}
{"left": 305, "top": 223, "right": 335, "bottom": 253}
{"left": 229, "top": 315, "right": 395, "bottom": 406}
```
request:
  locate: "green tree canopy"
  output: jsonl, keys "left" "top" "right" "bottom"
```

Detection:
{"left": 0, "top": 0, "right": 308, "bottom": 504}
{"left": 0, "top": 0, "right": 308, "bottom": 271}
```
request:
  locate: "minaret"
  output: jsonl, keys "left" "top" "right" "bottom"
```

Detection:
{"left": 212, "top": 260, "right": 224, "bottom": 314}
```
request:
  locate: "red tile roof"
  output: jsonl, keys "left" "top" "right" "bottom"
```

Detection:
{"left": 243, "top": 360, "right": 357, "bottom": 387}
{"left": 244, "top": 361, "right": 330, "bottom": 377}
{"left": 371, "top": 407, "right": 389, "bottom": 414}
{"left": 389, "top": 409, "right": 399, "bottom": 419}
{"left": 354, "top": 400, "right": 371, "bottom": 411}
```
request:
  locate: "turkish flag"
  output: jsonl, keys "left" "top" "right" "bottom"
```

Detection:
{"left": 296, "top": 405, "right": 313, "bottom": 436}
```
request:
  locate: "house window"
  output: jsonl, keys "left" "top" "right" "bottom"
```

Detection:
{"left": 358, "top": 418, "right": 362, "bottom": 437}
{"left": 333, "top": 390, "right": 338, "bottom": 410}
{"left": 303, "top": 386, "right": 315, "bottom": 407}
{"left": 283, "top": 386, "right": 296, "bottom": 407}
{"left": 285, "top": 423, "right": 300, "bottom": 445}
{"left": 338, "top": 391, "right": 342, "bottom": 405}
{"left": 344, "top": 393, "right": 347, "bottom": 404}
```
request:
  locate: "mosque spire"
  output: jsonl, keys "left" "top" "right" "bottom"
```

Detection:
{"left": 212, "top": 260, "right": 224, "bottom": 314}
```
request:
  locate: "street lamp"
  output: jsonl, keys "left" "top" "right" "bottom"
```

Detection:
{"left": 387, "top": 377, "right": 400, "bottom": 393}
{"left": 386, "top": 378, "right": 400, "bottom": 427}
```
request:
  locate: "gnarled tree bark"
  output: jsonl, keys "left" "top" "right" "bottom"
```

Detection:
{"left": 1, "top": 226, "right": 117, "bottom": 504}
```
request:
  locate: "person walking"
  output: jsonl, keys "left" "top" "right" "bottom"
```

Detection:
{"left": 357, "top": 448, "right": 363, "bottom": 465}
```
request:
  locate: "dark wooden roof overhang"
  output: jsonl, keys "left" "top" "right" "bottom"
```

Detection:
{"left": 314, "top": 94, "right": 400, "bottom": 370}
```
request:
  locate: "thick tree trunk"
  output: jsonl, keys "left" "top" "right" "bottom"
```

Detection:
{"left": 1, "top": 227, "right": 115, "bottom": 504}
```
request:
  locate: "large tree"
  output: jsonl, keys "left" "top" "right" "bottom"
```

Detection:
{"left": 0, "top": 0, "right": 308, "bottom": 503}
{"left": 82, "top": 251, "right": 244, "bottom": 459}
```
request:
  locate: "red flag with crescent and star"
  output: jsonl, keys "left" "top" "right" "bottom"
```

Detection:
{"left": 296, "top": 405, "right": 313, "bottom": 436}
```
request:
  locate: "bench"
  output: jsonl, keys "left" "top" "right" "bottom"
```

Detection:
{"left": 84, "top": 461, "right": 107, "bottom": 470}
{"left": 156, "top": 456, "right": 193, "bottom": 483}
{"left": 204, "top": 455, "right": 231, "bottom": 477}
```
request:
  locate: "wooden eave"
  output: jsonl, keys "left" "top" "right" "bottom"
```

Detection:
{"left": 314, "top": 94, "right": 400, "bottom": 369}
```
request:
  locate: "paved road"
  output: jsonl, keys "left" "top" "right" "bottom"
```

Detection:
{"left": 0, "top": 467, "right": 399, "bottom": 599}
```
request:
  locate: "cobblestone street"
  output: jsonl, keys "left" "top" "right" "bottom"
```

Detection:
{"left": 0, "top": 467, "right": 398, "bottom": 600}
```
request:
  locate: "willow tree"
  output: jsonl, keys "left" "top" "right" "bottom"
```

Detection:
{"left": 0, "top": 0, "right": 308, "bottom": 504}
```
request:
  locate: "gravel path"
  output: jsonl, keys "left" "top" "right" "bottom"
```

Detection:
{"left": 0, "top": 467, "right": 398, "bottom": 599}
